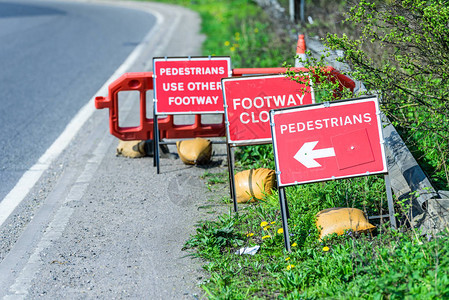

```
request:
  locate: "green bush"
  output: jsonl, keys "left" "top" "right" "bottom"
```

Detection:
{"left": 325, "top": 0, "right": 449, "bottom": 189}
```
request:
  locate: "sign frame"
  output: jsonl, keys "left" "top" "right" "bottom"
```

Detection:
{"left": 153, "top": 56, "right": 232, "bottom": 115}
{"left": 270, "top": 96, "right": 388, "bottom": 187}
{"left": 221, "top": 73, "right": 315, "bottom": 212}
{"left": 269, "top": 95, "right": 396, "bottom": 252}
{"left": 151, "top": 56, "right": 231, "bottom": 174}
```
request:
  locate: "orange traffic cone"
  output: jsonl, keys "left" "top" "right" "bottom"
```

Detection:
{"left": 295, "top": 34, "right": 307, "bottom": 67}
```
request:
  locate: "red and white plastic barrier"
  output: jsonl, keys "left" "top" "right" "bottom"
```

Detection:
{"left": 95, "top": 66, "right": 355, "bottom": 141}
{"left": 95, "top": 35, "right": 355, "bottom": 142}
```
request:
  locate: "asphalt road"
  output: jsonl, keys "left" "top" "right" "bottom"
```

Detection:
{"left": 0, "top": 0, "right": 156, "bottom": 201}
{"left": 0, "top": 1, "right": 229, "bottom": 298}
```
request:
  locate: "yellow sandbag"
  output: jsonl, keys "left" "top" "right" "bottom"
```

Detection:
{"left": 234, "top": 168, "right": 276, "bottom": 203}
{"left": 316, "top": 208, "right": 376, "bottom": 239}
{"left": 116, "top": 140, "right": 146, "bottom": 158}
{"left": 176, "top": 138, "right": 212, "bottom": 165}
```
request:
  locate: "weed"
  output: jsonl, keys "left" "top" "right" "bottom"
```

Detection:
{"left": 201, "top": 171, "right": 228, "bottom": 185}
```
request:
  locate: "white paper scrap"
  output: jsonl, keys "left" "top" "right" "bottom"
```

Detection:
{"left": 235, "top": 245, "right": 260, "bottom": 255}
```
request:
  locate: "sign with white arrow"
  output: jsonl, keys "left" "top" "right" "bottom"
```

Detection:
{"left": 270, "top": 96, "right": 387, "bottom": 186}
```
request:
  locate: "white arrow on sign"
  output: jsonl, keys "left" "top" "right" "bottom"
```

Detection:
{"left": 294, "top": 141, "right": 336, "bottom": 168}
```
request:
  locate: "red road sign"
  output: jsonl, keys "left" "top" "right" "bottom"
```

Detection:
{"left": 153, "top": 57, "right": 231, "bottom": 114}
{"left": 222, "top": 74, "right": 314, "bottom": 145}
{"left": 270, "top": 96, "right": 387, "bottom": 186}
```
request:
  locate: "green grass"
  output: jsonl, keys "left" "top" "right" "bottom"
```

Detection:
{"left": 146, "top": 0, "right": 449, "bottom": 298}
{"left": 185, "top": 181, "right": 449, "bottom": 298}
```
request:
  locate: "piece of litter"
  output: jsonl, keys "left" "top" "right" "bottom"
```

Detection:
{"left": 235, "top": 245, "right": 260, "bottom": 255}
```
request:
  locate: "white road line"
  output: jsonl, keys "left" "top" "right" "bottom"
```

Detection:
{"left": 0, "top": 7, "right": 164, "bottom": 228}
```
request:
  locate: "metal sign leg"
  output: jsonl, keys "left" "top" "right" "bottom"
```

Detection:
{"left": 279, "top": 187, "right": 291, "bottom": 252}
{"left": 284, "top": 192, "right": 290, "bottom": 220}
{"left": 152, "top": 111, "right": 157, "bottom": 167}
{"left": 384, "top": 174, "right": 397, "bottom": 229}
{"left": 154, "top": 115, "right": 161, "bottom": 174}
{"left": 227, "top": 143, "right": 238, "bottom": 212}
